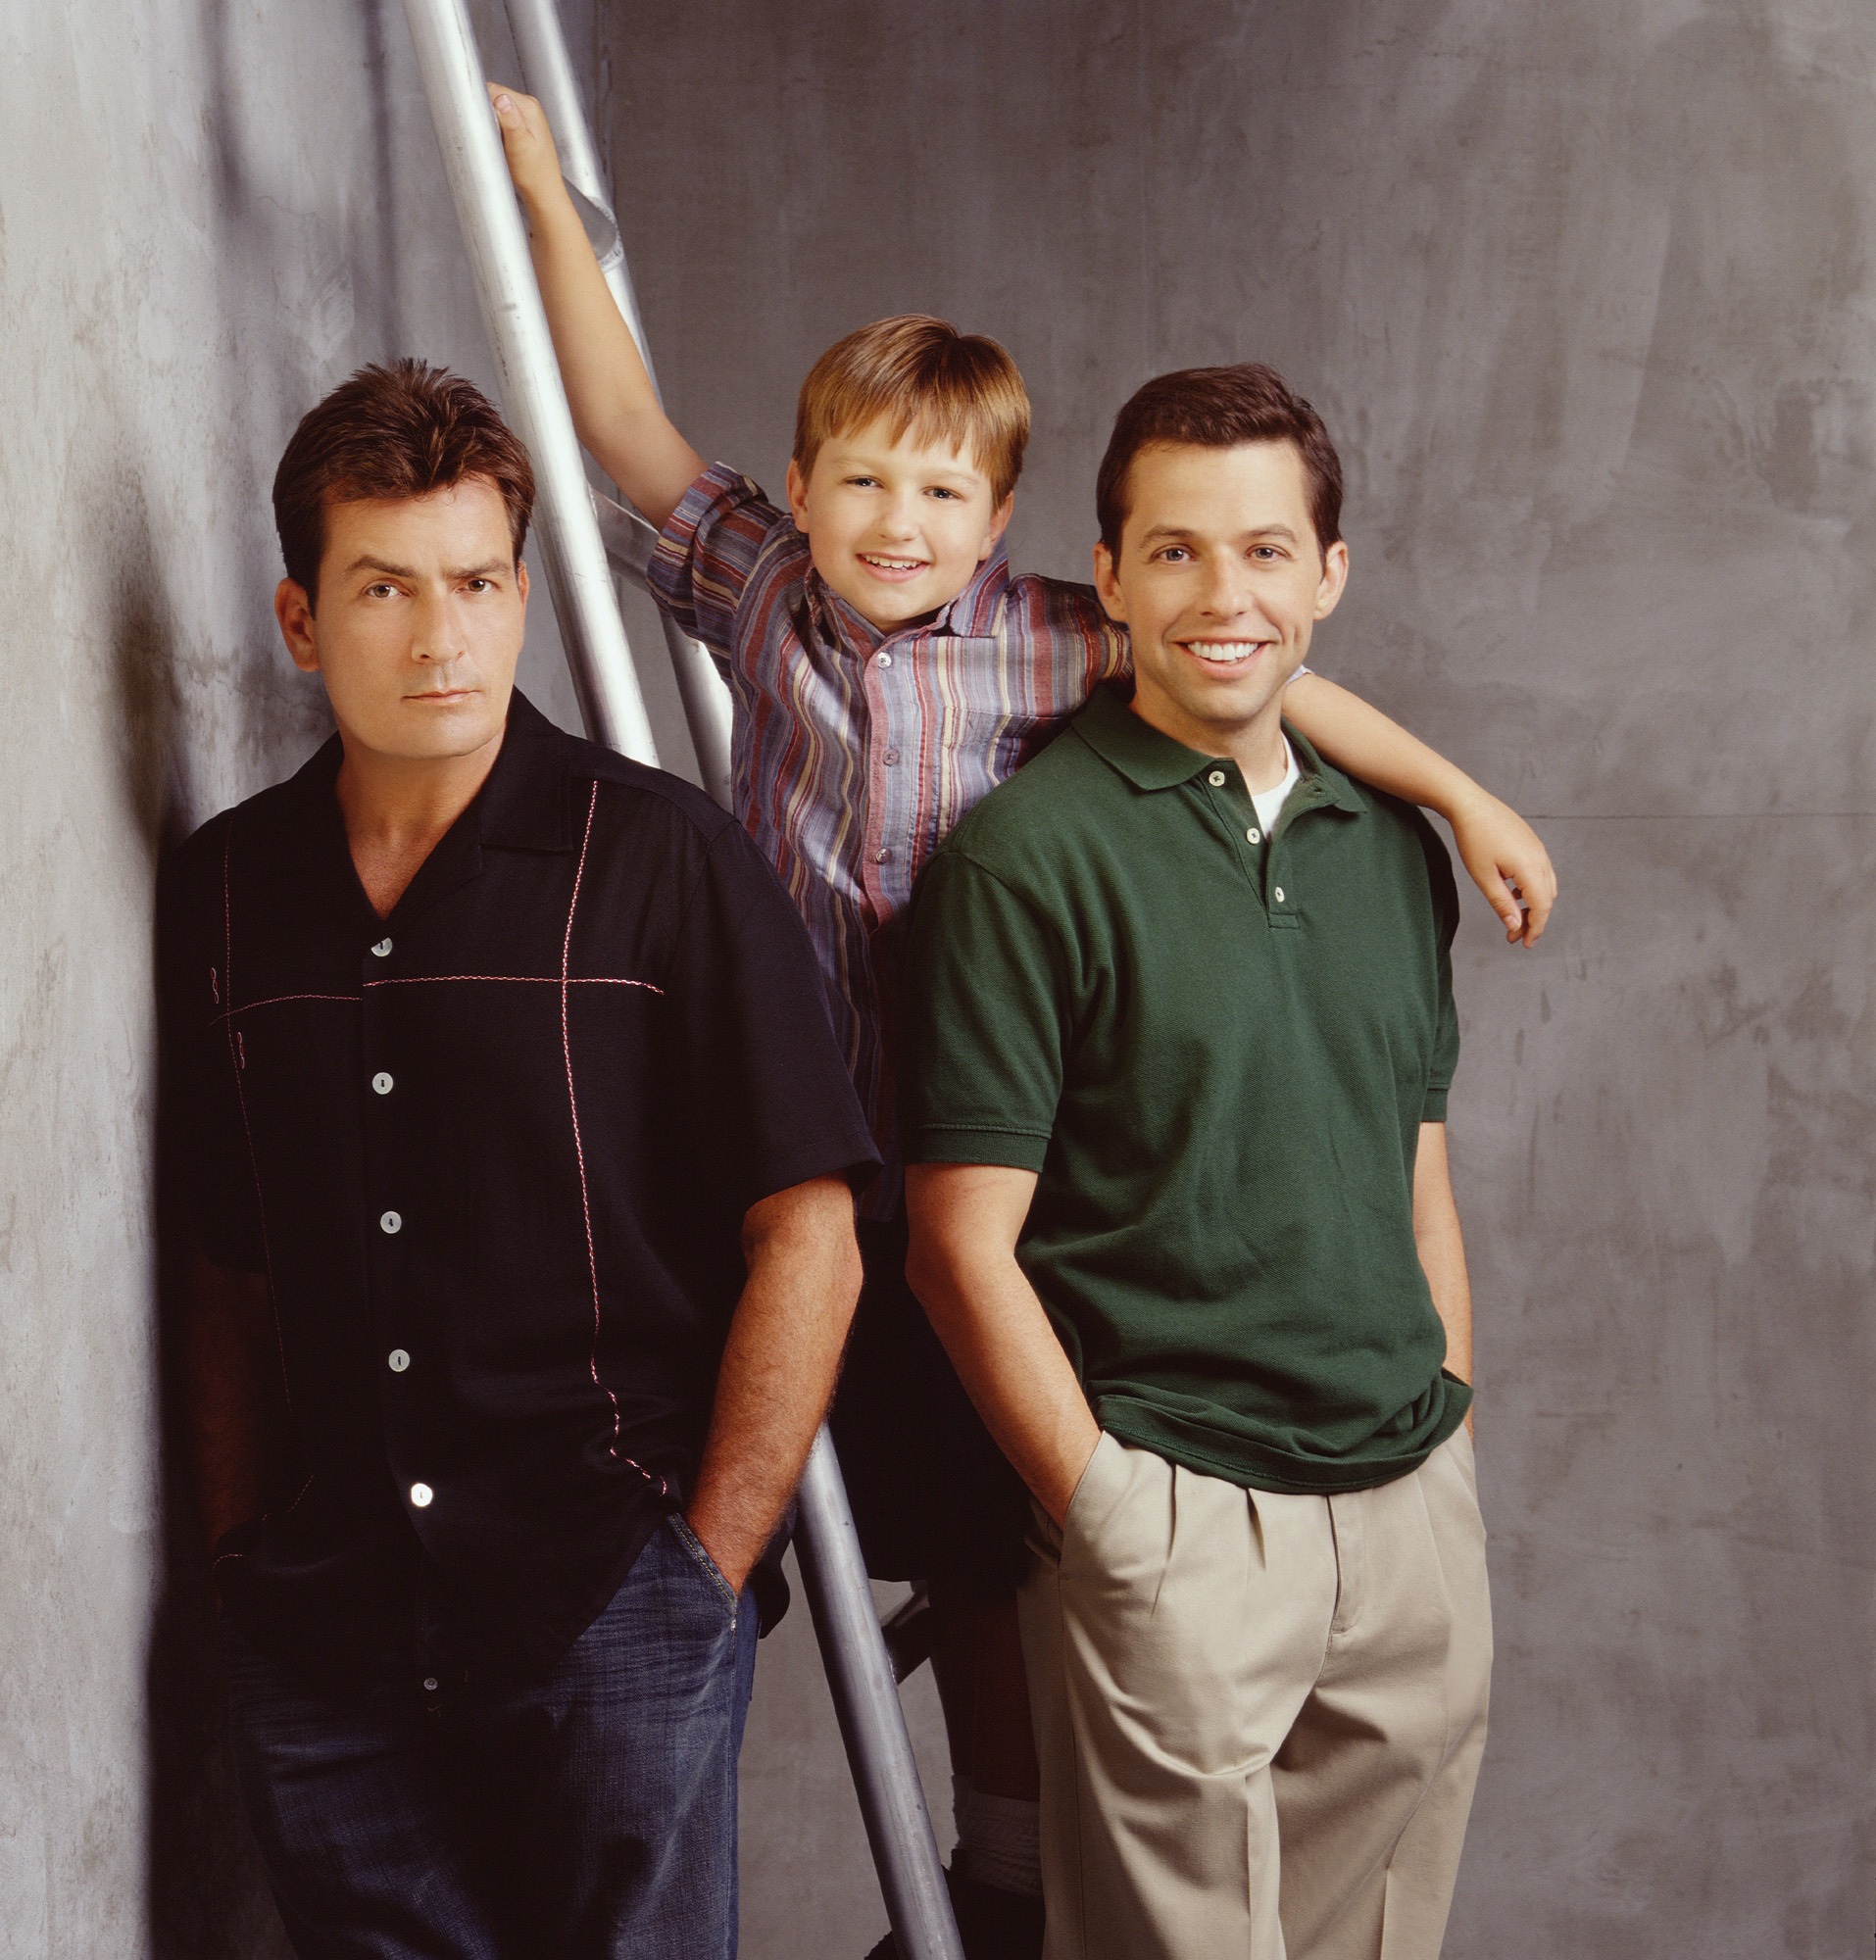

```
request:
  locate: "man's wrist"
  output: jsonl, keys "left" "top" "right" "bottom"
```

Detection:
{"left": 1439, "top": 778, "right": 1500, "bottom": 828}
{"left": 682, "top": 1505, "right": 755, "bottom": 1594}
{"left": 1035, "top": 1421, "right": 1103, "bottom": 1529}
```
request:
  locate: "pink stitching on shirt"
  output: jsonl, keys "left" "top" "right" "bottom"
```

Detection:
{"left": 211, "top": 1470, "right": 316, "bottom": 1571}
{"left": 213, "top": 992, "right": 360, "bottom": 1025}
{"left": 560, "top": 784, "right": 665, "bottom": 1494}
{"left": 365, "top": 974, "right": 665, "bottom": 994}
{"left": 209, "top": 978, "right": 663, "bottom": 1028}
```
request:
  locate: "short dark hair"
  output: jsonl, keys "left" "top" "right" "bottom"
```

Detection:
{"left": 272, "top": 359, "right": 535, "bottom": 607}
{"left": 1095, "top": 363, "right": 1343, "bottom": 561}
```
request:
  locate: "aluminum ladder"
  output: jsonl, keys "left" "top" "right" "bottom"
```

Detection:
{"left": 398, "top": 3, "right": 963, "bottom": 1955}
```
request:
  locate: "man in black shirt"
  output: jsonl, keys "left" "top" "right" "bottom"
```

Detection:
{"left": 160, "top": 361, "right": 877, "bottom": 1958}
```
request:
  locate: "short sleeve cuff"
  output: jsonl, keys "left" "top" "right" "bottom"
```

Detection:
{"left": 647, "top": 462, "right": 773, "bottom": 631}
{"left": 1421, "top": 1087, "right": 1450, "bottom": 1123}
{"left": 901, "top": 1123, "right": 1052, "bottom": 1173}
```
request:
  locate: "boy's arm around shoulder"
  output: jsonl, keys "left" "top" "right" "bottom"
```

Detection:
{"left": 488, "top": 84, "right": 704, "bottom": 528}
{"left": 1282, "top": 671, "right": 1556, "bottom": 947}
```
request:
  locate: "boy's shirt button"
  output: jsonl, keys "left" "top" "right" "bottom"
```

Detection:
{"left": 875, "top": 653, "right": 893, "bottom": 668}
{"left": 884, "top": 748, "right": 901, "bottom": 765}
{"left": 1209, "top": 770, "right": 1227, "bottom": 787}
{"left": 874, "top": 849, "right": 892, "bottom": 864}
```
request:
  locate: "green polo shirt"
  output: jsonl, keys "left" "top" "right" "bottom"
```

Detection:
{"left": 900, "top": 682, "right": 1470, "bottom": 1494}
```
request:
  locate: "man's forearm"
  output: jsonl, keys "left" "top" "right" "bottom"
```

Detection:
{"left": 905, "top": 1166, "right": 1100, "bottom": 1527}
{"left": 1413, "top": 1123, "right": 1474, "bottom": 1390}
{"left": 1282, "top": 673, "right": 1490, "bottom": 822}
{"left": 684, "top": 1178, "right": 862, "bottom": 1593}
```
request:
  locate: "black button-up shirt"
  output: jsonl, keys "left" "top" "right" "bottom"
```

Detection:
{"left": 159, "top": 693, "right": 876, "bottom": 1669}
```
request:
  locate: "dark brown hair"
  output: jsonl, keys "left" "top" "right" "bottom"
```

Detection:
{"left": 1095, "top": 363, "right": 1343, "bottom": 560}
{"left": 272, "top": 360, "right": 535, "bottom": 606}
{"left": 795, "top": 315, "right": 1031, "bottom": 504}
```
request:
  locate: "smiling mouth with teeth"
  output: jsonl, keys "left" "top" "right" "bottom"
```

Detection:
{"left": 1182, "top": 640, "right": 1267, "bottom": 664}
{"left": 860, "top": 554, "right": 928, "bottom": 572}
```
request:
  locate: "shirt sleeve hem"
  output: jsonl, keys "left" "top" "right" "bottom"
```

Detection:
{"left": 646, "top": 461, "right": 764, "bottom": 620}
{"left": 1421, "top": 1088, "right": 1450, "bottom": 1122}
{"left": 900, "top": 1125, "right": 1052, "bottom": 1172}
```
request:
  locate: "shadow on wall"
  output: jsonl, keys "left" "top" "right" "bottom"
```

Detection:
{"left": 104, "top": 502, "right": 288, "bottom": 1957}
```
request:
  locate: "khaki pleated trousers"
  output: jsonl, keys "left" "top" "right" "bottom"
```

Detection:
{"left": 1018, "top": 1428, "right": 1492, "bottom": 1960}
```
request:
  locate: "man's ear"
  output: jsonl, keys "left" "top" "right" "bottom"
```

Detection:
{"left": 1092, "top": 542, "right": 1127, "bottom": 623}
{"left": 1312, "top": 539, "right": 1351, "bottom": 622}
{"left": 275, "top": 578, "right": 320, "bottom": 673}
{"left": 784, "top": 458, "right": 810, "bottom": 531}
{"left": 516, "top": 559, "right": 529, "bottom": 607}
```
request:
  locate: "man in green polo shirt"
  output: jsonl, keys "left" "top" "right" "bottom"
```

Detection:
{"left": 899, "top": 363, "right": 1495, "bottom": 1960}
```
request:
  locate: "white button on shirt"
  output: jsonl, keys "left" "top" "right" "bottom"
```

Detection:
{"left": 1209, "top": 770, "right": 1227, "bottom": 788}
{"left": 875, "top": 653, "right": 894, "bottom": 669}
{"left": 1247, "top": 828, "right": 1260, "bottom": 846}
{"left": 379, "top": 1210, "right": 401, "bottom": 1235}
{"left": 409, "top": 1483, "right": 433, "bottom": 1508}
{"left": 388, "top": 1349, "right": 411, "bottom": 1373}
{"left": 1274, "top": 887, "right": 1287, "bottom": 904}
{"left": 371, "top": 1073, "right": 393, "bottom": 1096}
{"left": 371, "top": 938, "right": 393, "bottom": 957}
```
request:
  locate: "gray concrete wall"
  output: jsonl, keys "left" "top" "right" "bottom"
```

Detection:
{"left": 601, "top": 3, "right": 1874, "bottom": 1955}
{"left": 0, "top": 1, "right": 1866, "bottom": 1955}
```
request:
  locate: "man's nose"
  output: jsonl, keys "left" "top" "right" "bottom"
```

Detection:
{"left": 1199, "top": 558, "right": 1254, "bottom": 619}
{"left": 411, "top": 591, "right": 468, "bottom": 663}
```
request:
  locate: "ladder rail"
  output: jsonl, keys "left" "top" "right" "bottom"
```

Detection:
{"left": 403, "top": 6, "right": 963, "bottom": 1955}
{"left": 402, "top": 0, "right": 658, "bottom": 763}
{"left": 504, "top": 0, "right": 735, "bottom": 808}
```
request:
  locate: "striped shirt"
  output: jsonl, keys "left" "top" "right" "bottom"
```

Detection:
{"left": 651, "top": 462, "right": 1129, "bottom": 1212}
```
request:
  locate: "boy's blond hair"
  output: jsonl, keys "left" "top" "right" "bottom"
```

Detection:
{"left": 794, "top": 315, "right": 1030, "bottom": 504}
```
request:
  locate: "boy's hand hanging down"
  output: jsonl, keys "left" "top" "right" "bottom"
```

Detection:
{"left": 1448, "top": 789, "right": 1556, "bottom": 946}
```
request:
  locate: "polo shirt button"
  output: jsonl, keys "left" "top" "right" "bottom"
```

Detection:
{"left": 388, "top": 1348, "right": 411, "bottom": 1373}
{"left": 371, "top": 1072, "right": 394, "bottom": 1096}
{"left": 875, "top": 848, "right": 892, "bottom": 863}
{"left": 875, "top": 653, "right": 893, "bottom": 669}
{"left": 884, "top": 747, "right": 901, "bottom": 764}
{"left": 409, "top": 1483, "right": 433, "bottom": 1508}
{"left": 380, "top": 1210, "right": 402, "bottom": 1235}
{"left": 371, "top": 938, "right": 393, "bottom": 957}
{"left": 422, "top": 1677, "right": 439, "bottom": 1693}
{"left": 1247, "top": 828, "right": 1260, "bottom": 845}
{"left": 1209, "top": 770, "right": 1227, "bottom": 787}
{"left": 1273, "top": 886, "right": 1286, "bottom": 904}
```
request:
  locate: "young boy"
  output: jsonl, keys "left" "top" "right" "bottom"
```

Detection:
{"left": 490, "top": 84, "right": 1554, "bottom": 1959}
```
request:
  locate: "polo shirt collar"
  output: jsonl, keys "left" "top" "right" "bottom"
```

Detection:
{"left": 807, "top": 538, "right": 1012, "bottom": 655}
{"left": 1072, "top": 680, "right": 1369, "bottom": 813}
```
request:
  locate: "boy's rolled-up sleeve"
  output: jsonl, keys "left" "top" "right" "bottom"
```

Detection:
{"left": 898, "top": 848, "right": 1068, "bottom": 1173}
{"left": 648, "top": 463, "right": 792, "bottom": 661}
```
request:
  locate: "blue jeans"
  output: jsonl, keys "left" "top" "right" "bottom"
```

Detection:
{"left": 222, "top": 1515, "right": 759, "bottom": 1959}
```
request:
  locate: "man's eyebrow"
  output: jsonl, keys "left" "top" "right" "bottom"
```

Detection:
{"left": 342, "top": 556, "right": 511, "bottom": 580}
{"left": 1136, "top": 522, "right": 1301, "bottom": 546}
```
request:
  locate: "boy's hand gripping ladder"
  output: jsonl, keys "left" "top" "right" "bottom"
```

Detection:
{"left": 400, "top": 2, "right": 964, "bottom": 1955}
